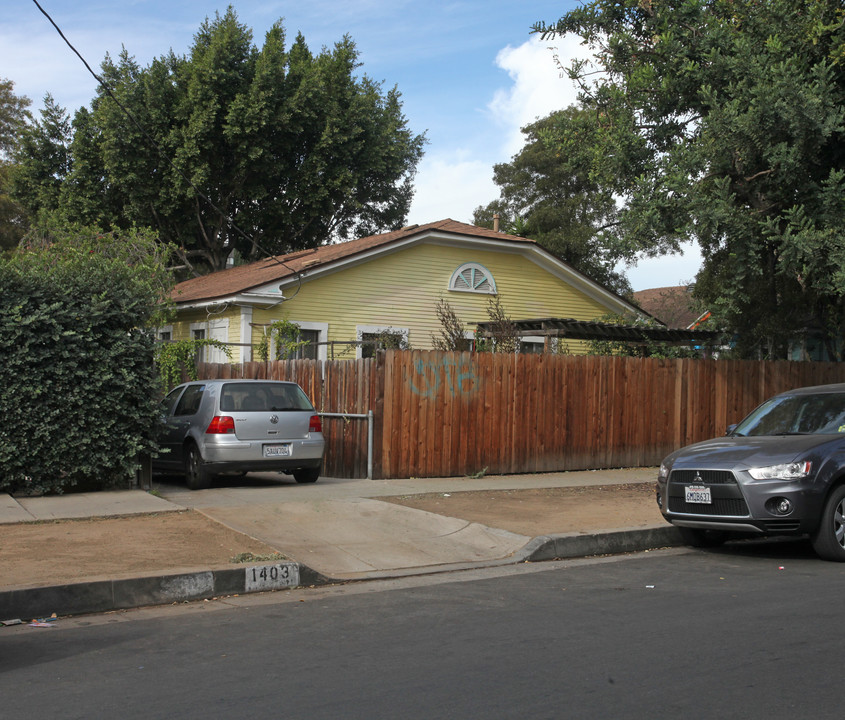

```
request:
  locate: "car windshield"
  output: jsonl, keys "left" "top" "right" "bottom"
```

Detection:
{"left": 733, "top": 392, "right": 845, "bottom": 436}
{"left": 219, "top": 382, "right": 314, "bottom": 412}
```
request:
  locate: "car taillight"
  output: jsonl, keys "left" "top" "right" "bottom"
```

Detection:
{"left": 309, "top": 415, "right": 322, "bottom": 433}
{"left": 206, "top": 416, "right": 235, "bottom": 434}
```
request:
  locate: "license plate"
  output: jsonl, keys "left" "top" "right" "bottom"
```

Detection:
{"left": 263, "top": 444, "right": 291, "bottom": 457}
{"left": 685, "top": 485, "right": 712, "bottom": 504}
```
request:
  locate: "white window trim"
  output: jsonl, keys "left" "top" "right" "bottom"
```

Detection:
{"left": 156, "top": 325, "right": 173, "bottom": 342}
{"left": 356, "top": 324, "right": 409, "bottom": 359}
{"left": 239, "top": 306, "right": 253, "bottom": 363}
{"left": 449, "top": 262, "right": 498, "bottom": 295}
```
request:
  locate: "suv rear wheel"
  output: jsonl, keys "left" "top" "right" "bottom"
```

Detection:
{"left": 185, "top": 443, "right": 213, "bottom": 490}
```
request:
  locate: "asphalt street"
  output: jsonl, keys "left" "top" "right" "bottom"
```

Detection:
{"left": 3, "top": 539, "right": 844, "bottom": 720}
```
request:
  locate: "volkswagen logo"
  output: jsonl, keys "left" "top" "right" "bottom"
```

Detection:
{"left": 269, "top": 415, "right": 279, "bottom": 424}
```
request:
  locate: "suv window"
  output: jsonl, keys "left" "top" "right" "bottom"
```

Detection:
{"left": 174, "top": 385, "right": 205, "bottom": 416}
{"left": 734, "top": 392, "right": 845, "bottom": 436}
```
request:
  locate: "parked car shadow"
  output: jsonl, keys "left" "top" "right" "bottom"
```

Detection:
{"left": 150, "top": 470, "right": 300, "bottom": 492}
{"left": 701, "top": 536, "right": 818, "bottom": 561}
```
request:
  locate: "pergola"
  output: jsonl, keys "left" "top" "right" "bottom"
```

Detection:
{"left": 474, "top": 317, "right": 723, "bottom": 352}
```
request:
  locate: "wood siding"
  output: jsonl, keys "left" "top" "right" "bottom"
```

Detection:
{"left": 178, "top": 240, "right": 617, "bottom": 358}
{"left": 198, "top": 352, "right": 845, "bottom": 479}
{"left": 276, "top": 243, "right": 614, "bottom": 346}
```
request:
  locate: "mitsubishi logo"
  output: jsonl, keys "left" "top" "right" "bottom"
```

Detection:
{"left": 269, "top": 415, "right": 279, "bottom": 424}
{"left": 694, "top": 471, "right": 703, "bottom": 482}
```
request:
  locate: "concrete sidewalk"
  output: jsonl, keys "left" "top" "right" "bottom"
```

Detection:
{"left": 0, "top": 468, "right": 681, "bottom": 620}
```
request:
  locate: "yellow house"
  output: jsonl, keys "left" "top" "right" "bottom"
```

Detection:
{"left": 165, "top": 219, "right": 643, "bottom": 362}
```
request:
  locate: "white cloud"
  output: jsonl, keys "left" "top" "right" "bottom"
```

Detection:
{"left": 488, "top": 35, "right": 584, "bottom": 156}
{"left": 408, "top": 35, "right": 586, "bottom": 226}
{"left": 407, "top": 154, "right": 497, "bottom": 226}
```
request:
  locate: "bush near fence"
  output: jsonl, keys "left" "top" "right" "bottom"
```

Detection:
{"left": 0, "top": 235, "right": 164, "bottom": 494}
{"left": 197, "top": 351, "right": 845, "bottom": 480}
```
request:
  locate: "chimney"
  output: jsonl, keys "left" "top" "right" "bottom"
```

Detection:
{"left": 493, "top": 213, "right": 500, "bottom": 233}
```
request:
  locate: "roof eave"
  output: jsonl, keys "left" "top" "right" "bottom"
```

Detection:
{"left": 174, "top": 291, "right": 286, "bottom": 310}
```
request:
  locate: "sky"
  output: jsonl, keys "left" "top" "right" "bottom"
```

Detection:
{"left": 2, "top": 0, "right": 702, "bottom": 291}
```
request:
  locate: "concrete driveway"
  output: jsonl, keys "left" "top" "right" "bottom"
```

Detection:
{"left": 155, "top": 468, "right": 657, "bottom": 579}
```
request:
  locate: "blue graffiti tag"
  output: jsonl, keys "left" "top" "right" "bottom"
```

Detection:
{"left": 409, "top": 356, "right": 477, "bottom": 398}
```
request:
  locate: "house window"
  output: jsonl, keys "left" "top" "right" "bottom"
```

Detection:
{"left": 262, "top": 321, "right": 327, "bottom": 361}
{"left": 357, "top": 325, "right": 409, "bottom": 359}
{"left": 449, "top": 262, "right": 497, "bottom": 294}
{"left": 295, "top": 329, "right": 320, "bottom": 360}
{"left": 190, "top": 319, "right": 229, "bottom": 363}
{"left": 515, "top": 334, "right": 551, "bottom": 354}
{"left": 520, "top": 340, "right": 545, "bottom": 355}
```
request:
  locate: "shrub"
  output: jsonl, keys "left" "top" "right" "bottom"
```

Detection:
{"left": 155, "top": 338, "right": 232, "bottom": 389}
{"left": 431, "top": 297, "right": 471, "bottom": 352}
{"left": 0, "top": 227, "right": 174, "bottom": 494}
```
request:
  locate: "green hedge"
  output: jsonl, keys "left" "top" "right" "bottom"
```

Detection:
{"left": 0, "top": 229, "right": 171, "bottom": 494}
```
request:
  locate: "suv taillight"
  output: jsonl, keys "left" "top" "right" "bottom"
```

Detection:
{"left": 206, "top": 416, "right": 235, "bottom": 434}
{"left": 309, "top": 415, "right": 322, "bottom": 433}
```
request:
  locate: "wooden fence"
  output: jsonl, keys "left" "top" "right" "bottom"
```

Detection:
{"left": 197, "top": 351, "right": 845, "bottom": 479}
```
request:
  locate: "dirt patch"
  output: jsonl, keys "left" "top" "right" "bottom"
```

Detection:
{"left": 0, "top": 510, "right": 279, "bottom": 589}
{"left": 381, "top": 483, "right": 663, "bottom": 537}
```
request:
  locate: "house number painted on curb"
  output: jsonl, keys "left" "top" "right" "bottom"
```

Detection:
{"left": 245, "top": 562, "right": 300, "bottom": 592}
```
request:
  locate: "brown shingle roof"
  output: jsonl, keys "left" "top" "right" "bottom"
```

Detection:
{"left": 632, "top": 286, "right": 703, "bottom": 329}
{"left": 171, "top": 219, "right": 535, "bottom": 305}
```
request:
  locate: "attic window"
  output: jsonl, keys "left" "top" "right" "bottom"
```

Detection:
{"left": 449, "top": 263, "right": 497, "bottom": 294}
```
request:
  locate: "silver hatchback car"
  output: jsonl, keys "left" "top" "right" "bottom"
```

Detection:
{"left": 154, "top": 380, "right": 325, "bottom": 489}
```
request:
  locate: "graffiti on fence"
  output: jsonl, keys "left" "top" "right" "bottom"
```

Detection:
{"left": 409, "top": 356, "right": 478, "bottom": 398}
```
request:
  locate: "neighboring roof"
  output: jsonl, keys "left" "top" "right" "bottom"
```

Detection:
{"left": 632, "top": 286, "right": 705, "bottom": 329}
{"left": 171, "top": 219, "right": 535, "bottom": 305}
{"left": 475, "top": 317, "right": 723, "bottom": 345}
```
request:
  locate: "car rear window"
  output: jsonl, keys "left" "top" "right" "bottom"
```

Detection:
{"left": 219, "top": 382, "right": 314, "bottom": 412}
{"left": 734, "top": 392, "right": 845, "bottom": 436}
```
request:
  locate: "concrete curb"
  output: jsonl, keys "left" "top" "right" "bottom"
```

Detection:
{"left": 522, "top": 525, "right": 684, "bottom": 563}
{"left": 0, "top": 526, "right": 683, "bottom": 621}
{"left": 0, "top": 563, "right": 333, "bottom": 621}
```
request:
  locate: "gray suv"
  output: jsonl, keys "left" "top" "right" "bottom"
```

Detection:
{"left": 657, "top": 383, "right": 845, "bottom": 561}
{"left": 155, "top": 380, "right": 325, "bottom": 489}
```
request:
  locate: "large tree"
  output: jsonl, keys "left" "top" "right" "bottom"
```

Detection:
{"left": 473, "top": 107, "right": 629, "bottom": 295}
{"left": 536, "top": 0, "right": 845, "bottom": 358}
{"left": 11, "top": 94, "right": 72, "bottom": 226}
{"left": 0, "top": 78, "right": 32, "bottom": 251}
{"left": 13, "top": 8, "right": 425, "bottom": 274}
